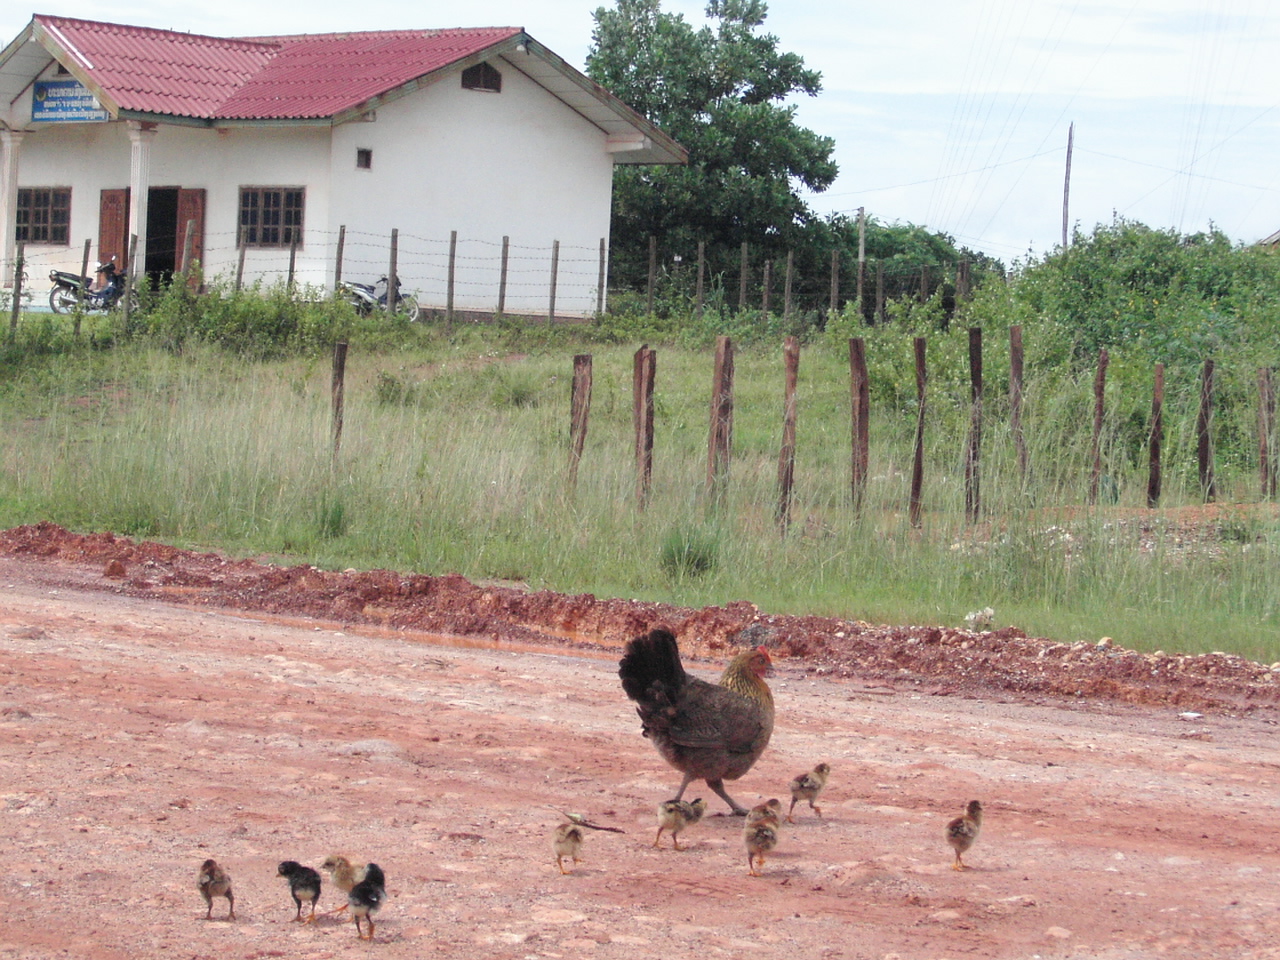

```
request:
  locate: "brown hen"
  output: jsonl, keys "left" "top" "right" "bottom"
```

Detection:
{"left": 619, "top": 628, "right": 774, "bottom": 815}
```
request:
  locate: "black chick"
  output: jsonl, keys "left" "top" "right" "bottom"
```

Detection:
{"left": 349, "top": 862, "right": 386, "bottom": 940}
{"left": 277, "top": 860, "right": 322, "bottom": 922}
{"left": 197, "top": 859, "right": 234, "bottom": 920}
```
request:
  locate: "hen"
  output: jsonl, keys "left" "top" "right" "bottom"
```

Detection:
{"left": 619, "top": 628, "right": 774, "bottom": 815}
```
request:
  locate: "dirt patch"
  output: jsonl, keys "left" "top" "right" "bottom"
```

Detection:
{"left": 2, "top": 522, "right": 1280, "bottom": 959}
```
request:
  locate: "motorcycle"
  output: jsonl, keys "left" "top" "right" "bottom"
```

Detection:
{"left": 48, "top": 258, "right": 139, "bottom": 313}
{"left": 338, "top": 275, "right": 420, "bottom": 322}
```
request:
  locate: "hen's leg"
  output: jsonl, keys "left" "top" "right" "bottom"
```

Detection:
{"left": 670, "top": 772, "right": 696, "bottom": 802}
{"left": 706, "top": 778, "right": 748, "bottom": 816}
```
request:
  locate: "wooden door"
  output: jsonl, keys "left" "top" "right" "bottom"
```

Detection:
{"left": 176, "top": 188, "right": 206, "bottom": 271}
{"left": 98, "top": 188, "right": 130, "bottom": 270}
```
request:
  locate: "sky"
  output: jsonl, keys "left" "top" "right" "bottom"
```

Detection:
{"left": 5, "top": 0, "right": 1279, "bottom": 265}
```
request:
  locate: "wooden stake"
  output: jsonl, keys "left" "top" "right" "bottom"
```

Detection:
{"left": 776, "top": 336, "right": 799, "bottom": 532}
{"left": 387, "top": 228, "right": 399, "bottom": 311}
{"left": 849, "top": 337, "right": 869, "bottom": 511}
{"left": 1010, "top": 325, "right": 1026, "bottom": 484}
{"left": 447, "top": 229, "right": 457, "bottom": 326}
{"left": 597, "top": 238, "right": 607, "bottom": 317}
{"left": 1259, "top": 367, "right": 1277, "bottom": 499}
{"left": 1089, "top": 349, "right": 1109, "bottom": 505}
{"left": 331, "top": 341, "right": 347, "bottom": 463}
{"left": 334, "top": 225, "right": 346, "bottom": 288}
{"left": 549, "top": 239, "right": 559, "bottom": 323}
{"left": 909, "top": 337, "right": 927, "bottom": 528}
{"left": 569, "top": 354, "right": 592, "bottom": 489}
{"left": 964, "top": 327, "right": 983, "bottom": 522}
{"left": 783, "top": 251, "right": 794, "bottom": 320}
{"left": 7, "top": 241, "right": 22, "bottom": 343}
{"left": 707, "top": 335, "right": 734, "bottom": 500}
{"left": 647, "top": 235, "right": 657, "bottom": 316}
{"left": 633, "top": 345, "right": 655, "bottom": 509}
{"left": 1198, "top": 359, "right": 1216, "bottom": 502}
{"left": 738, "top": 241, "right": 749, "bottom": 312}
{"left": 498, "top": 235, "right": 509, "bottom": 317}
{"left": 1148, "top": 363, "right": 1164, "bottom": 507}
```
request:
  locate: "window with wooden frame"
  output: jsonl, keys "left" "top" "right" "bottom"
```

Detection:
{"left": 15, "top": 187, "right": 71, "bottom": 245}
{"left": 461, "top": 62, "right": 502, "bottom": 92}
{"left": 356, "top": 148, "right": 372, "bottom": 169}
{"left": 238, "top": 187, "right": 305, "bottom": 248}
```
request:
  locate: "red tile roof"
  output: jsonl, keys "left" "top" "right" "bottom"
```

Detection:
{"left": 31, "top": 16, "right": 522, "bottom": 121}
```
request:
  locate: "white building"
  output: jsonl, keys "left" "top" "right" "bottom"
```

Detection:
{"left": 0, "top": 15, "right": 684, "bottom": 316}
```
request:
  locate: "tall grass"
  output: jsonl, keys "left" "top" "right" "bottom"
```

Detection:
{"left": 1, "top": 331, "right": 1277, "bottom": 660}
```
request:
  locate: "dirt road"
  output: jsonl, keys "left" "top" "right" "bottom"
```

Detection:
{"left": 1, "top": 526, "right": 1279, "bottom": 959}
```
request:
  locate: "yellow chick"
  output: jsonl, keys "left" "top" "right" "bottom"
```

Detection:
{"left": 787, "top": 762, "right": 831, "bottom": 822}
{"left": 946, "top": 800, "right": 984, "bottom": 870}
{"left": 654, "top": 798, "right": 707, "bottom": 850}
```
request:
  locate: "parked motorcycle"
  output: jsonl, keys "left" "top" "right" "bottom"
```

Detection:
{"left": 48, "top": 258, "right": 138, "bottom": 313}
{"left": 338, "top": 275, "right": 420, "bottom": 322}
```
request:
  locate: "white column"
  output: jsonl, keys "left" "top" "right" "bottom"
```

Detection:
{"left": 0, "top": 129, "right": 25, "bottom": 286}
{"left": 126, "top": 121, "right": 157, "bottom": 277}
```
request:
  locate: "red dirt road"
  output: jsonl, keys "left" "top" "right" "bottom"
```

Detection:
{"left": 2, "top": 524, "right": 1279, "bottom": 959}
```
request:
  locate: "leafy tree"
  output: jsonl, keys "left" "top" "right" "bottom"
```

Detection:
{"left": 587, "top": 0, "right": 837, "bottom": 288}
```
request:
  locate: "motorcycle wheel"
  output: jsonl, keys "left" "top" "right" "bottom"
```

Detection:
{"left": 49, "top": 287, "right": 79, "bottom": 314}
{"left": 393, "top": 295, "right": 421, "bottom": 323}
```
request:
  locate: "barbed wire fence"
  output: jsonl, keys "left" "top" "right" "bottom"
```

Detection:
{"left": 4, "top": 224, "right": 980, "bottom": 327}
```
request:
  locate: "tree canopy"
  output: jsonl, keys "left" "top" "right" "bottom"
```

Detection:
{"left": 587, "top": 0, "right": 837, "bottom": 283}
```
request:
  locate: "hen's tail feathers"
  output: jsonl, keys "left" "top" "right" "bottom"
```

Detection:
{"left": 619, "top": 628, "right": 688, "bottom": 702}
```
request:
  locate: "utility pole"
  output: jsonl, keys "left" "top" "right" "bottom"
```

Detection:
{"left": 1062, "top": 122, "right": 1074, "bottom": 249}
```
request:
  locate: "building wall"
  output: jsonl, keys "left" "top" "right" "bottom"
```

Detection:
{"left": 14, "top": 56, "right": 615, "bottom": 316}
{"left": 328, "top": 55, "right": 614, "bottom": 316}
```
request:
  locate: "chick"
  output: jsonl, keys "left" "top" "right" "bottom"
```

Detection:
{"left": 319, "top": 855, "right": 367, "bottom": 916}
{"left": 653, "top": 797, "right": 707, "bottom": 850}
{"left": 277, "top": 860, "right": 322, "bottom": 922}
{"left": 553, "top": 822, "right": 585, "bottom": 874}
{"left": 197, "top": 859, "right": 234, "bottom": 920}
{"left": 745, "top": 798, "right": 783, "bottom": 826}
{"left": 349, "top": 862, "right": 386, "bottom": 940}
{"left": 744, "top": 816, "right": 779, "bottom": 876}
{"left": 945, "top": 800, "right": 984, "bottom": 871}
{"left": 787, "top": 762, "right": 831, "bottom": 822}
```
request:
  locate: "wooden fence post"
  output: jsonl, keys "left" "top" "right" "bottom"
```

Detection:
{"left": 1010, "top": 325, "right": 1026, "bottom": 485}
{"left": 181, "top": 217, "right": 196, "bottom": 275}
{"left": 548, "top": 239, "right": 559, "bottom": 323}
{"left": 849, "top": 337, "right": 869, "bottom": 511}
{"left": 964, "top": 327, "right": 983, "bottom": 522}
{"left": 75, "top": 238, "right": 91, "bottom": 337}
{"left": 876, "top": 261, "right": 886, "bottom": 323}
{"left": 235, "top": 241, "right": 246, "bottom": 292}
{"left": 597, "top": 238, "right": 607, "bottom": 317}
{"left": 776, "top": 336, "right": 800, "bottom": 532}
{"left": 761, "top": 260, "right": 772, "bottom": 316}
{"left": 287, "top": 233, "right": 298, "bottom": 292}
{"left": 6, "top": 241, "right": 22, "bottom": 343}
{"left": 738, "top": 241, "right": 749, "bottom": 313}
{"left": 1198, "top": 359, "right": 1216, "bottom": 502}
{"left": 695, "top": 240, "right": 706, "bottom": 318}
{"left": 1089, "top": 349, "right": 1109, "bottom": 505}
{"left": 1148, "top": 363, "right": 1164, "bottom": 507}
{"left": 909, "top": 337, "right": 927, "bottom": 528}
{"left": 569, "top": 354, "right": 592, "bottom": 490}
{"left": 447, "top": 229, "right": 457, "bottom": 327}
{"left": 1261, "top": 367, "right": 1277, "bottom": 500}
{"left": 646, "top": 236, "right": 657, "bottom": 316}
{"left": 331, "top": 341, "right": 347, "bottom": 464}
{"left": 633, "top": 345, "right": 656, "bottom": 509}
{"left": 707, "top": 335, "right": 734, "bottom": 501}
{"left": 498, "top": 235, "right": 509, "bottom": 317}
{"left": 387, "top": 228, "right": 398, "bottom": 310}
{"left": 829, "top": 248, "right": 840, "bottom": 318}
{"left": 783, "top": 251, "right": 794, "bottom": 321}
{"left": 334, "top": 225, "right": 346, "bottom": 289}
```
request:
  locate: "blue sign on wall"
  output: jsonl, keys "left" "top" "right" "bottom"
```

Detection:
{"left": 32, "top": 79, "right": 109, "bottom": 123}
